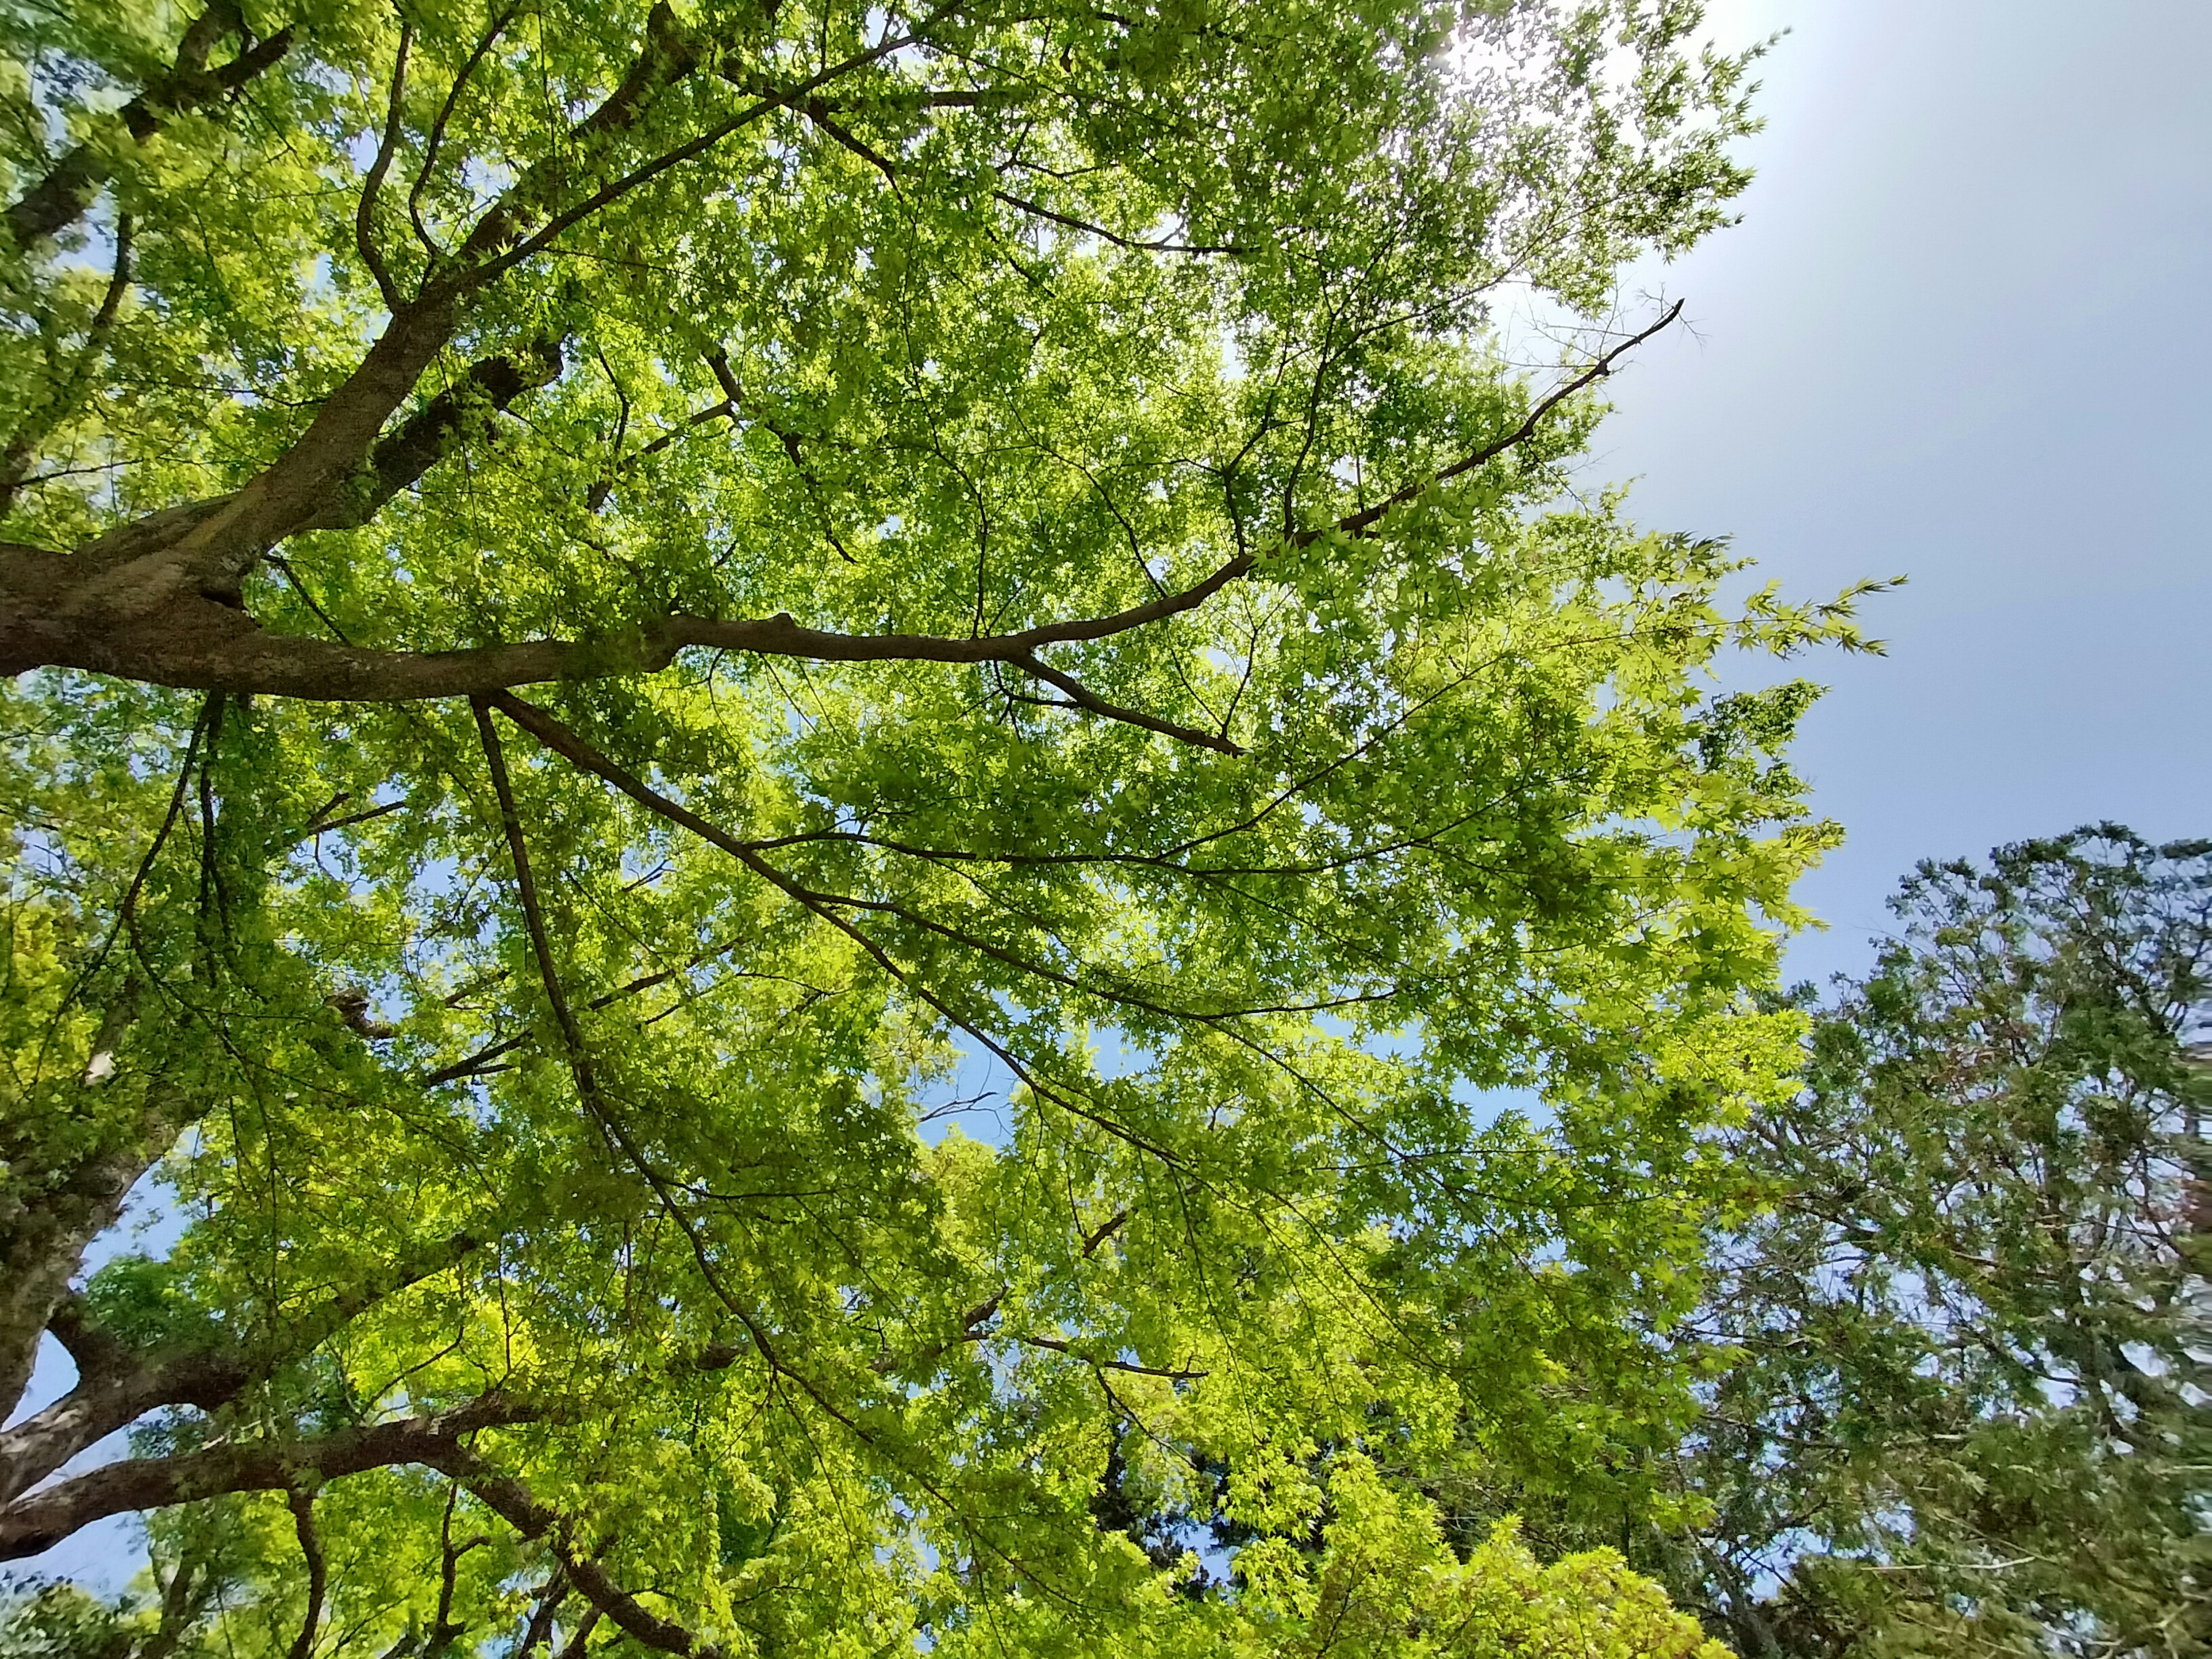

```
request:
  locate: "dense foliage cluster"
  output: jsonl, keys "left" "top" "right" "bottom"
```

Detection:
{"left": 1660, "top": 829, "right": 2210, "bottom": 1658}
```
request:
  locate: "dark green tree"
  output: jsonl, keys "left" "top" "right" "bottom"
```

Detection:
{"left": 1666, "top": 828, "right": 2211, "bottom": 1657}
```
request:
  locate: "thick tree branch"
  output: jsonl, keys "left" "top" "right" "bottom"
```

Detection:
{"left": 0, "top": 1079, "right": 190, "bottom": 1427}
{"left": 292, "top": 335, "right": 568, "bottom": 534}
{"left": 2, "top": 1329, "right": 751, "bottom": 1553}
{"left": 427, "top": 1486, "right": 483, "bottom": 1654}
{"left": 41, "top": 1293, "right": 130, "bottom": 1381}
{"left": 1081, "top": 1208, "right": 1129, "bottom": 1257}
{"left": 462, "top": 1474, "right": 722, "bottom": 1657}
{"left": 286, "top": 1488, "right": 328, "bottom": 1659}
{"left": 55, "top": 292, "right": 469, "bottom": 620}
{"left": 0, "top": 1230, "right": 479, "bottom": 1504}
{"left": 0, "top": 569, "right": 1251, "bottom": 698}
{"left": 2, "top": 307, "right": 1679, "bottom": 703}
{"left": 31, "top": 0, "right": 936, "bottom": 632}
{"left": 142, "top": 1543, "right": 214, "bottom": 1659}
{"left": 41, "top": 3, "right": 709, "bottom": 621}
{"left": 3, "top": 1393, "right": 727, "bottom": 1657}
{"left": 3, "top": 3, "right": 297, "bottom": 249}
{"left": 0, "top": 1398, "right": 517, "bottom": 1560}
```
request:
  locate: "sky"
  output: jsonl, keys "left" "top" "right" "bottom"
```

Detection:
{"left": 10, "top": 0, "right": 2212, "bottom": 1597}
{"left": 1593, "top": 0, "right": 2212, "bottom": 986}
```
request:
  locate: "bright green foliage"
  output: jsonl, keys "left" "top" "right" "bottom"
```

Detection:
{"left": 1648, "top": 829, "right": 2211, "bottom": 1657}
{"left": 4, "top": 1464, "right": 1737, "bottom": 1659}
{"left": 0, "top": 0, "right": 1874, "bottom": 1650}
{"left": 925, "top": 1456, "right": 1735, "bottom": 1658}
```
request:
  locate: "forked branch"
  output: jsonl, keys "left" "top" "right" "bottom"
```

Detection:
{"left": 4, "top": 301, "right": 1681, "bottom": 715}
{"left": 3, "top": 3, "right": 297, "bottom": 248}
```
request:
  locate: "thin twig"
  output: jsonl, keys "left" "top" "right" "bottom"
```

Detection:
{"left": 356, "top": 20, "right": 414, "bottom": 310}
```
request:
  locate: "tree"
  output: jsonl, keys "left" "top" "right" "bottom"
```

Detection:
{"left": 1656, "top": 828, "right": 2211, "bottom": 1657}
{"left": 0, "top": 0, "right": 1875, "bottom": 1650}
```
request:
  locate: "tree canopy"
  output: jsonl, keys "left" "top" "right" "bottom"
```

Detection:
{"left": 0, "top": 0, "right": 1884, "bottom": 1652}
{"left": 1622, "top": 829, "right": 2210, "bottom": 1658}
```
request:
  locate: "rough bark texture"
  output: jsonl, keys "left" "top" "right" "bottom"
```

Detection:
{"left": 0, "top": 1232, "right": 478, "bottom": 1505}
{"left": 0, "top": 1088, "right": 188, "bottom": 1429}
{"left": 0, "top": 1401, "right": 512, "bottom": 1559}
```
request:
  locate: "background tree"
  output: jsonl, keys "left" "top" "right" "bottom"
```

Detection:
{"left": 0, "top": 0, "right": 1874, "bottom": 1650}
{"left": 1646, "top": 828, "right": 2210, "bottom": 1657}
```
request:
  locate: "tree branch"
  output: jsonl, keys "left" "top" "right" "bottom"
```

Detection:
{"left": 0, "top": 1401, "right": 716, "bottom": 1657}
{"left": 41, "top": 3, "right": 709, "bottom": 618}
{"left": 1081, "top": 1208, "right": 1128, "bottom": 1258}
{"left": 988, "top": 187, "right": 1244, "bottom": 256}
{"left": 999, "top": 1330, "right": 1205, "bottom": 1380}
{"left": 5, "top": 308, "right": 1679, "bottom": 703}
{"left": 516, "top": 1573, "right": 569, "bottom": 1659}
{"left": 484, "top": 692, "right": 1187, "bottom": 1169}
{"left": 356, "top": 20, "right": 415, "bottom": 312}
{"left": 1008, "top": 649, "right": 1242, "bottom": 755}
{"left": 1327, "top": 301, "right": 1684, "bottom": 540}
{"left": 0, "top": 1230, "right": 479, "bottom": 1504}
{"left": 461, "top": 1474, "right": 722, "bottom": 1657}
{"left": 1, "top": 566, "right": 1253, "bottom": 698}
{"left": 427, "top": 1484, "right": 482, "bottom": 1654}
{"left": 3, "top": 3, "right": 297, "bottom": 249}
{"left": 0, "top": 214, "right": 135, "bottom": 516}
{"left": 555, "top": 1607, "right": 601, "bottom": 1659}
{"left": 418, "top": 934, "right": 748, "bottom": 1088}
{"left": 472, "top": 702, "right": 608, "bottom": 1123}
{"left": 411, "top": 2, "right": 524, "bottom": 252}
{"left": 291, "top": 334, "right": 568, "bottom": 534}
{"left": 40, "top": 1292, "right": 130, "bottom": 1380}
{"left": 286, "top": 1488, "right": 328, "bottom": 1659}
{"left": 473, "top": 697, "right": 750, "bottom": 1332}
{"left": 0, "top": 1398, "right": 516, "bottom": 1560}
{"left": 0, "top": 1079, "right": 191, "bottom": 1429}
{"left": 452, "top": 2, "right": 707, "bottom": 267}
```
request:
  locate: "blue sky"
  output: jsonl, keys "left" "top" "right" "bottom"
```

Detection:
{"left": 1597, "top": 0, "right": 2212, "bottom": 984}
